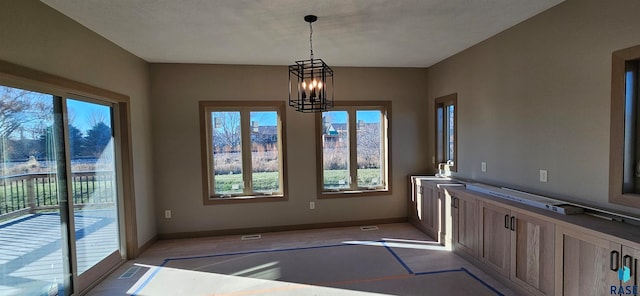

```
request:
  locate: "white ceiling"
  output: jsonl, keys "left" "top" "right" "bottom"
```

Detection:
{"left": 40, "top": 0, "right": 564, "bottom": 67}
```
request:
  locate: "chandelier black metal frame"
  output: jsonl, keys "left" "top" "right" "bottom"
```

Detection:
{"left": 288, "top": 15, "right": 334, "bottom": 113}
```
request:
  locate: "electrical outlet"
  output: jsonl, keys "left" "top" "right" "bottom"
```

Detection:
{"left": 164, "top": 210, "right": 172, "bottom": 219}
{"left": 481, "top": 162, "right": 487, "bottom": 172}
{"left": 310, "top": 201, "right": 315, "bottom": 210}
{"left": 539, "top": 170, "right": 548, "bottom": 183}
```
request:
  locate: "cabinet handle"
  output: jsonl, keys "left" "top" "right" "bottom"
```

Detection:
{"left": 510, "top": 216, "right": 516, "bottom": 231}
{"left": 504, "top": 215, "right": 510, "bottom": 229}
{"left": 611, "top": 250, "right": 620, "bottom": 271}
{"left": 624, "top": 255, "right": 633, "bottom": 276}
{"left": 451, "top": 197, "right": 456, "bottom": 208}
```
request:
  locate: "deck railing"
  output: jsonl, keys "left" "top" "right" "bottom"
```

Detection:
{"left": 0, "top": 171, "right": 115, "bottom": 219}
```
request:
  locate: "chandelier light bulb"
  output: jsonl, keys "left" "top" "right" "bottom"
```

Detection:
{"left": 301, "top": 81, "right": 307, "bottom": 89}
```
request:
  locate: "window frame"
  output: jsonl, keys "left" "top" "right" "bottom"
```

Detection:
{"left": 315, "top": 101, "right": 392, "bottom": 198}
{"left": 199, "top": 101, "right": 287, "bottom": 204}
{"left": 434, "top": 93, "right": 458, "bottom": 172}
{"left": 610, "top": 45, "right": 640, "bottom": 209}
{"left": 0, "top": 59, "right": 137, "bottom": 292}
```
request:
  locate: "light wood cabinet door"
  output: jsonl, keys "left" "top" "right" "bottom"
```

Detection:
{"left": 558, "top": 227, "right": 619, "bottom": 296}
{"left": 408, "top": 177, "right": 421, "bottom": 223}
{"left": 479, "top": 202, "right": 511, "bottom": 276}
{"left": 422, "top": 182, "right": 439, "bottom": 239}
{"left": 452, "top": 191, "right": 478, "bottom": 258}
{"left": 621, "top": 245, "right": 640, "bottom": 287}
{"left": 510, "top": 211, "right": 555, "bottom": 296}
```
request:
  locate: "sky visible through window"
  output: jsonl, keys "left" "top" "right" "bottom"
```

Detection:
{"left": 67, "top": 99, "right": 112, "bottom": 133}
{"left": 251, "top": 112, "right": 277, "bottom": 126}
{"left": 324, "top": 110, "right": 380, "bottom": 124}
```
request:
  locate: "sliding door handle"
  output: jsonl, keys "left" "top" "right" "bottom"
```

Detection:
{"left": 611, "top": 250, "right": 620, "bottom": 271}
{"left": 504, "top": 215, "right": 510, "bottom": 229}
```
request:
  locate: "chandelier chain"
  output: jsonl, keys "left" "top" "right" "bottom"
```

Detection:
{"left": 309, "top": 21, "right": 314, "bottom": 61}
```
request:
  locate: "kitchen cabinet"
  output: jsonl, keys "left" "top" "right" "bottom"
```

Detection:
{"left": 408, "top": 176, "right": 423, "bottom": 225}
{"left": 510, "top": 211, "right": 555, "bottom": 295}
{"left": 409, "top": 176, "right": 460, "bottom": 243}
{"left": 451, "top": 190, "right": 479, "bottom": 258}
{"left": 479, "top": 201, "right": 511, "bottom": 276}
{"left": 444, "top": 186, "right": 640, "bottom": 296}
{"left": 557, "top": 226, "right": 640, "bottom": 296}
{"left": 620, "top": 245, "right": 640, "bottom": 287}
{"left": 479, "top": 202, "right": 555, "bottom": 295}
{"left": 422, "top": 182, "right": 440, "bottom": 240}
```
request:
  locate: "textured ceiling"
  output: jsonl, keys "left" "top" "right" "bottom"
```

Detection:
{"left": 40, "top": 0, "right": 564, "bottom": 67}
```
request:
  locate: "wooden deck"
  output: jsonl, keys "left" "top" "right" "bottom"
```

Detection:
{"left": 0, "top": 209, "right": 117, "bottom": 295}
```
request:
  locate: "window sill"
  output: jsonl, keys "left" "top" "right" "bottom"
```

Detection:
{"left": 318, "top": 189, "right": 391, "bottom": 199}
{"left": 204, "top": 194, "right": 287, "bottom": 205}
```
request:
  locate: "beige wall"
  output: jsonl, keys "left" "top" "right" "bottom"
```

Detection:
{"left": 150, "top": 64, "right": 428, "bottom": 234}
{"left": 427, "top": 0, "right": 640, "bottom": 214}
{"left": 9, "top": 0, "right": 631, "bottom": 240}
{"left": 0, "top": 0, "right": 156, "bottom": 246}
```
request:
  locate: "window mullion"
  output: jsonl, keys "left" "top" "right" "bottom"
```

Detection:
{"left": 349, "top": 108, "right": 358, "bottom": 190}
{"left": 240, "top": 109, "right": 253, "bottom": 195}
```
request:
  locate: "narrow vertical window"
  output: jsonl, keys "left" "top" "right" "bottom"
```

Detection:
{"left": 609, "top": 45, "right": 640, "bottom": 208}
{"left": 435, "top": 93, "right": 457, "bottom": 172}
{"left": 322, "top": 111, "right": 350, "bottom": 190}
{"left": 623, "top": 60, "right": 639, "bottom": 193}
{"left": 200, "top": 101, "right": 287, "bottom": 203}
{"left": 250, "top": 111, "right": 280, "bottom": 194}
{"left": 317, "top": 101, "right": 391, "bottom": 197}
{"left": 211, "top": 111, "right": 243, "bottom": 195}
{"left": 356, "top": 110, "right": 384, "bottom": 188}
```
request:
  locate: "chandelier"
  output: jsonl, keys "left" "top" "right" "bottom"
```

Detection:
{"left": 288, "top": 15, "right": 334, "bottom": 113}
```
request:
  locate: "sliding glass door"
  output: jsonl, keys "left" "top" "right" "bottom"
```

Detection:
{"left": 0, "top": 86, "right": 73, "bottom": 295}
{"left": 66, "top": 98, "right": 122, "bottom": 292}
{"left": 0, "top": 85, "right": 124, "bottom": 295}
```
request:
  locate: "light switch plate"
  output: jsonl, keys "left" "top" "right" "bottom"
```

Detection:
{"left": 539, "top": 170, "right": 548, "bottom": 183}
{"left": 481, "top": 162, "right": 487, "bottom": 172}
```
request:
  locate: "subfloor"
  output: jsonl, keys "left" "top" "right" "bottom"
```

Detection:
{"left": 88, "top": 223, "right": 517, "bottom": 296}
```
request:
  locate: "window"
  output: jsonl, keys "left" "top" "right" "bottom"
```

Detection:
{"left": 316, "top": 101, "right": 391, "bottom": 197}
{"left": 435, "top": 93, "right": 457, "bottom": 172}
{"left": 0, "top": 60, "right": 134, "bottom": 294}
{"left": 200, "top": 101, "right": 287, "bottom": 203}
{"left": 610, "top": 45, "right": 640, "bottom": 208}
